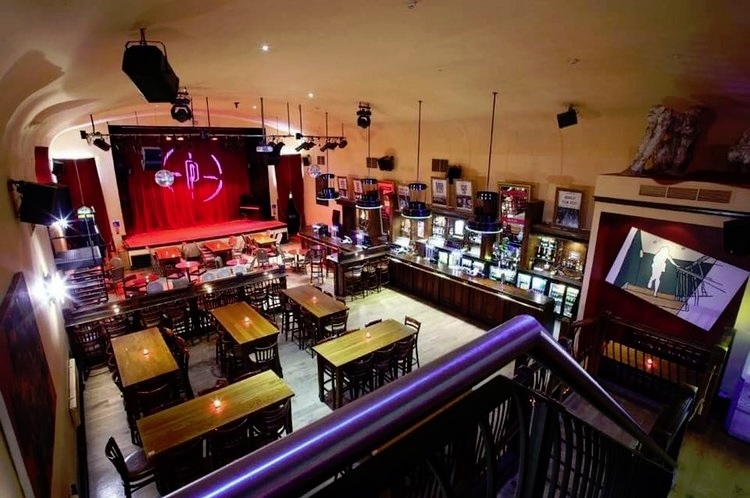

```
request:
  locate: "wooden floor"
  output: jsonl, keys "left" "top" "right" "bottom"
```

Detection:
{"left": 84, "top": 251, "right": 750, "bottom": 497}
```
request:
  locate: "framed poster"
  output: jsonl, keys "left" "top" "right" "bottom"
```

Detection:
{"left": 431, "top": 177, "right": 448, "bottom": 207}
{"left": 553, "top": 187, "right": 584, "bottom": 229}
{"left": 352, "top": 178, "right": 363, "bottom": 201}
{"left": 498, "top": 182, "right": 532, "bottom": 222}
{"left": 397, "top": 184, "right": 410, "bottom": 213}
{"left": 454, "top": 180, "right": 473, "bottom": 211}
{"left": 337, "top": 176, "right": 349, "bottom": 199}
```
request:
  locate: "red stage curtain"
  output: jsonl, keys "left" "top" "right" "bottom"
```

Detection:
{"left": 34, "top": 146, "right": 52, "bottom": 183}
{"left": 275, "top": 154, "right": 305, "bottom": 229}
{"left": 54, "top": 158, "right": 113, "bottom": 250}
{"left": 123, "top": 140, "right": 250, "bottom": 234}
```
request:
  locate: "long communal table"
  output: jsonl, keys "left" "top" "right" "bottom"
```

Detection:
{"left": 281, "top": 285, "right": 348, "bottom": 348}
{"left": 111, "top": 327, "right": 179, "bottom": 389}
{"left": 313, "top": 318, "right": 416, "bottom": 409}
{"left": 137, "top": 370, "right": 294, "bottom": 460}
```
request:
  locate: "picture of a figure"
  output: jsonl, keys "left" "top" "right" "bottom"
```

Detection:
{"left": 553, "top": 188, "right": 583, "bottom": 229}
{"left": 431, "top": 178, "right": 448, "bottom": 206}
{"left": 647, "top": 245, "right": 678, "bottom": 296}
{"left": 605, "top": 227, "right": 749, "bottom": 330}
{"left": 455, "top": 180, "right": 473, "bottom": 211}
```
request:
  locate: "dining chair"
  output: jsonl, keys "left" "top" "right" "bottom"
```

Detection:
{"left": 344, "top": 264, "right": 364, "bottom": 300}
{"left": 361, "top": 263, "right": 380, "bottom": 295}
{"left": 248, "top": 336, "right": 282, "bottom": 378}
{"left": 138, "top": 306, "right": 164, "bottom": 329}
{"left": 175, "top": 344, "right": 194, "bottom": 400}
{"left": 105, "top": 436, "right": 156, "bottom": 498}
{"left": 280, "top": 294, "right": 300, "bottom": 343}
{"left": 404, "top": 315, "right": 422, "bottom": 368}
{"left": 105, "top": 264, "right": 126, "bottom": 296}
{"left": 145, "top": 280, "right": 164, "bottom": 294}
{"left": 71, "top": 324, "right": 107, "bottom": 379}
{"left": 321, "top": 310, "right": 349, "bottom": 341}
{"left": 251, "top": 398, "right": 292, "bottom": 449}
{"left": 154, "top": 438, "right": 209, "bottom": 495}
{"left": 393, "top": 337, "right": 415, "bottom": 377}
{"left": 208, "top": 416, "right": 253, "bottom": 470}
{"left": 342, "top": 354, "right": 375, "bottom": 404}
{"left": 372, "top": 343, "right": 398, "bottom": 388}
{"left": 134, "top": 381, "right": 180, "bottom": 418}
{"left": 256, "top": 248, "right": 270, "bottom": 268}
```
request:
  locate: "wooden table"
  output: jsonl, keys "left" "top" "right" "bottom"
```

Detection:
{"left": 154, "top": 246, "right": 182, "bottom": 261}
{"left": 282, "top": 285, "right": 347, "bottom": 347}
{"left": 137, "top": 370, "right": 294, "bottom": 460}
{"left": 111, "top": 327, "right": 179, "bottom": 389}
{"left": 252, "top": 234, "right": 276, "bottom": 247}
{"left": 203, "top": 240, "right": 232, "bottom": 254}
{"left": 211, "top": 301, "right": 279, "bottom": 348}
{"left": 313, "top": 318, "right": 415, "bottom": 408}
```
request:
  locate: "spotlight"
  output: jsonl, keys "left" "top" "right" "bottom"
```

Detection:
{"left": 295, "top": 142, "right": 306, "bottom": 152}
{"left": 556, "top": 106, "right": 578, "bottom": 129}
{"left": 170, "top": 90, "right": 193, "bottom": 123}
{"left": 338, "top": 138, "right": 348, "bottom": 149}
{"left": 302, "top": 140, "right": 316, "bottom": 150}
{"left": 92, "top": 136, "right": 111, "bottom": 151}
{"left": 271, "top": 141, "right": 285, "bottom": 155}
{"left": 356, "top": 102, "right": 371, "bottom": 129}
{"left": 320, "top": 141, "right": 338, "bottom": 152}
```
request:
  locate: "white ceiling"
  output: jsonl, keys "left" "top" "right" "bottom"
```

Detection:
{"left": 4, "top": 0, "right": 750, "bottom": 139}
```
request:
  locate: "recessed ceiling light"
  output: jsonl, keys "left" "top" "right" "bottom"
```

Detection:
{"left": 308, "top": 92, "right": 314, "bottom": 99}
{"left": 261, "top": 44, "right": 270, "bottom": 52}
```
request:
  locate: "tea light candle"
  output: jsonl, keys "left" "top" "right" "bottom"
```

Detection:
{"left": 142, "top": 348, "right": 149, "bottom": 356}
{"left": 365, "top": 332, "right": 371, "bottom": 339}
{"left": 113, "top": 305, "right": 120, "bottom": 314}
{"left": 244, "top": 316, "right": 251, "bottom": 324}
{"left": 213, "top": 398, "right": 222, "bottom": 409}
{"left": 645, "top": 358, "right": 654, "bottom": 368}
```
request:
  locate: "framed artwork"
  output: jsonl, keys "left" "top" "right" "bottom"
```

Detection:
{"left": 337, "top": 176, "right": 349, "bottom": 199}
{"left": 397, "top": 184, "right": 410, "bottom": 213}
{"left": 431, "top": 177, "right": 448, "bottom": 207}
{"left": 352, "top": 177, "right": 363, "bottom": 201}
{"left": 498, "top": 182, "right": 532, "bottom": 222}
{"left": 605, "top": 227, "right": 749, "bottom": 330}
{"left": 553, "top": 187, "right": 584, "bottom": 229}
{"left": 0, "top": 273, "right": 56, "bottom": 498}
{"left": 454, "top": 180, "right": 473, "bottom": 211}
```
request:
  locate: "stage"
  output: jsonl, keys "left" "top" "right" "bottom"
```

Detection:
{"left": 122, "top": 219, "right": 287, "bottom": 267}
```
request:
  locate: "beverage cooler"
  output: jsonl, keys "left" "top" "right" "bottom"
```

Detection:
{"left": 547, "top": 283, "right": 581, "bottom": 318}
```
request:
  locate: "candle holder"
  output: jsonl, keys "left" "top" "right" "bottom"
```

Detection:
{"left": 142, "top": 348, "right": 149, "bottom": 356}
{"left": 213, "top": 398, "right": 222, "bottom": 409}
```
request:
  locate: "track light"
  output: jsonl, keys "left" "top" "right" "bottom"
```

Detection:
{"left": 92, "top": 136, "right": 111, "bottom": 151}
{"left": 271, "top": 141, "right": 285, "bottom": 155}
{"left": 170, "top": 89, "right": 193, "bottom": 123}
{"left": 295, "top": 140, "right": 315, "bottom": 152}
{"left": 320, "top": 140, "right": 338, "bottom": 152}
{"left": 356, "top": 102, "right": 371, "bottom": 129}
{"left": 338, "top": 138, "right": 348, "bottom": 149}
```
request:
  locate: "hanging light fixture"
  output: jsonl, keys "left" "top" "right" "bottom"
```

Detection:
{"left": 467, "top": 91, "right": 502, "bottom": 234}
{"left": 356, "top": 124, "right": 382, "bottom": 209}
{"left": 316, "top": 112, "right": 340, "bottom": 201}
{"left": 402, "top": 100, "right": 431, "bottom": 220}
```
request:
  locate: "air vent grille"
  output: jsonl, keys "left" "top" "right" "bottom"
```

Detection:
{"left": 666, "top": 187, "right": 698, "bottom": 200}
{"left": 638, "top": 185, "right": 668, "bottom": 197}
{"left": 697, "top": 189, "right": 732, "bottom": 204}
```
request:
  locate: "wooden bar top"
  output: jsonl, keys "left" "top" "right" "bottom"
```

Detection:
{"left": 314, "top": 318, "right": 414, "bottom": 368}
{"left": 211, "top": 301, "right": 278, "bottom": 346}
{"left": 111, "top": 327, "right": 179, "bottom": 389}
{"left": 138, "top": 370, "right": 294, "bottom": 459}
{"left": 282, "top": 285, "right": 347, "bottom": 319}
{"left": 203, "top": 240, "right": 232, "bottom": 253}
{"left": 153, "top": 246, "right": 181, "bottom": 261}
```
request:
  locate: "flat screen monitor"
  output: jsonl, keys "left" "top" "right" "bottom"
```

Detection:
{"left": 489, "top": 265, "right": 503, "bottom": 281}
{"left": 461, "top": 257, "right": 473, "bottom": 268}
{"left": 453, "top": 219, "right": 465, "bottom": 237}
{"left": 438, "top": 251, "right": 449, "bottom": 265}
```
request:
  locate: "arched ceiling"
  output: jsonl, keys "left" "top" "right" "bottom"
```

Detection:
{"left": 2, "top": 0, "right": 750, "bottom": 141}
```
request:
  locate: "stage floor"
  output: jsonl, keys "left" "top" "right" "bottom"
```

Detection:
{"left": 123, "top": 219, "right": 287, "bottom": 250}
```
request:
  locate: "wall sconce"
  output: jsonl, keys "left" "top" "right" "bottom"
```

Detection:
{"left": 42, "top": 273, "right": 67, "bottom": 304}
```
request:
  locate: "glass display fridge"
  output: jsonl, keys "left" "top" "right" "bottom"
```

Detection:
{"left": 547, "top": 282, "right": 581, "bottom": 318}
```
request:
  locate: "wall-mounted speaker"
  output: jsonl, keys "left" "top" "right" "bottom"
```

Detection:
{"left": 302, "top": 155, "right": 311, "bottom": 167}
{"left": 724, "top": 218, "right": 750, "bottom": 256}
{"left": 142, "top": 147, "right": 164, "bottom": 171}
{"left": 18, "top": 182, "right": 73, "bottom": 226}
{"left": 377, "top": 155, "right": 394, "bottom": 171}
{"left": 122, "top": 44, "right": 179, "bottom": 103}
{"left": 557, "top": 107, "right": 578, "bottom": 129}
{"left": 447, "top": 165, "right": 462, "bottom": 183}
{"left": 51, "top": 159, "right": 65, "bottom": 176}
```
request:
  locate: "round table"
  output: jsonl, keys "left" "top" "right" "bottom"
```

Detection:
{"left": 175, "top": 260, "right": 200, "bottom": 282}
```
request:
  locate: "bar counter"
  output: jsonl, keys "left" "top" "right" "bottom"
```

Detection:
{"left": 388, "top": 253, "right": 555, "bottom": 331}
{"left": 297, "top": 227, "right": 359, "bottom": 254}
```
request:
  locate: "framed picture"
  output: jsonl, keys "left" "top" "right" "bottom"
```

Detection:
{"left": 397, "top": 184, "right": 410, "bottom": 213}
{"left": 454, "top": 180, "right": 473, "bottom": 211}
{"left": 337, "top": 176, "right": 349, "bottom": 199}
{"left": 352, "top": 178, "right": 363, "bottom": 201}
{"left": 553, "top": 187, "right": 584, "bottom": 229}
{"left": 498, "top": 182, "right": 532, "bottom": 222}
{"left": 431, "top": 177, "right": 448, "bottom": 207}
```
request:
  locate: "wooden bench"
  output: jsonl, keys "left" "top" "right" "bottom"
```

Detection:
{"left": 565, "top": 311, "right": 730, "bottom": 432}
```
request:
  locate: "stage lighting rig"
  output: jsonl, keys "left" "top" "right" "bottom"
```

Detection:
{"left": 171, "top": 89, "right": 193, "bottom": 123}
{"left": 356, "top": 102, "right": 372, "bottom": 129}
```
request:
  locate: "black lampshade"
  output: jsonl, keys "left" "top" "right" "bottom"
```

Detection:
{"left": 355, "top": 177, "right": 381, "bottom": 209}
{"left": 401, "top": 182, "right": 431, "bottom": 219}
{"left": 466, "top": 191, "right": 501, "bottom": 234}
{"left": 316, "top": 173, "right": 340, "bottom": 201}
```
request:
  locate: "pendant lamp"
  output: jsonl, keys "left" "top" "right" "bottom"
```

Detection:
{"left": 316, "top": 112, "right": 340, "bottom": 201}
{"left": 401, "top": 100, "right": 432, "bottom": 220}
{"left": 356, "top": 126, "right": 382, "bottom": 209}
{"left": 467, "top": 91, "right": 502, "bottom": 234}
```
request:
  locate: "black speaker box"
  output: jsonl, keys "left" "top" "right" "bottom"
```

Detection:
{"left": 377, "top": 155, "right": 394, "bottom": 171}
{"left": 18, "top": 182, "right": 73, "bottom": 225}
{"left": 557, "top": 108, "right": 578, "bottom": 129}
{"left": 142, "top": 147, "right": 164, "bottom": 171}
{"left": 724, "top": 218, "right": 750, "bottom": 256}
{"left": 447, "top": 165, "right": 462, "bottom": 183}
{"left": 51, "top": 159, "right": 65, "bottom": 176}
{"left": 122, "top": 44, "right": 179, "bottom": 103}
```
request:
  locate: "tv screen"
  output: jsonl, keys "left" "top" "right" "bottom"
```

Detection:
{"left": 142, "top": 146, "right": 164, "bottom": 170}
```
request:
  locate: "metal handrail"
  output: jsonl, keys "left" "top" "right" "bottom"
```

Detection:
{"left": 171, "top": 314, "right": 674, "bottom": 498}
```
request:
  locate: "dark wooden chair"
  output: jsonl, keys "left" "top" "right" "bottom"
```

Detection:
{"left": 105, "top": 436, "right": 156, "bottom": 498}
{"left": 154, "top": 438, "right": 209, "bottom": 494}
{"left": 248, "top": 336, "right": 283, "bottom": 378}
{"left": 404, "top": 315, "right": 422, "bottom": 368}
{"left": 251, "top": 398, "right": 292, "bottom": 449}
{"left": 321, "top": 310, "right": 349, "bottom": 342}
{"left": 138, "top": 306, "right": 164, "bottom": 329}
{"left": 71, "top": 324, "right": 107, "bottom": 379}
{"left": 372, "top": 343, "right": 398, "bottom": 388}
{"left": 342, "top": 354, "right": 375, "bottom": 404}
{"left": 134, "top": 381, "right": 180, "bottom": 418}
{"left": 344, "top": 265, "right": 364, "bottom": 300}
{"left": 393, "top": 337, "right": 415, "bottom": 377}
{"left": 175, "top": 344, "right": 194, "bottom": 400}
{"left": 208, "top": 416, "right": 253, "bottom": 470}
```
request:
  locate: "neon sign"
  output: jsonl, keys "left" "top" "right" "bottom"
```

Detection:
{"left": 161, "top": 148, "right": 224, "bottom": 202}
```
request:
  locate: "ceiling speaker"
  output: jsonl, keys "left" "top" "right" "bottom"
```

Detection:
{"left": 557, "top": 107, "right": 578, "bottom": 129}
